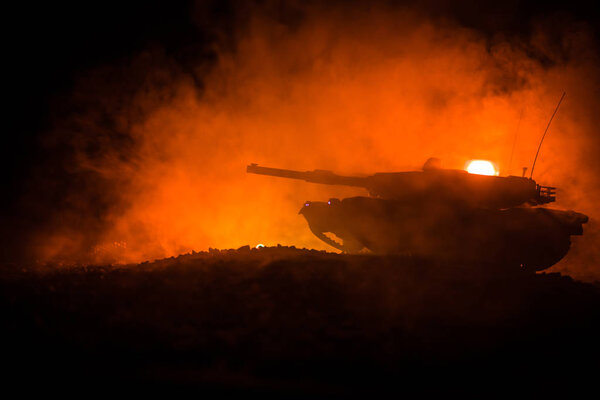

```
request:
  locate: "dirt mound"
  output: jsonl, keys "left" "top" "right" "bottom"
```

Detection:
{"left": 2, "top": 247, "right": 599, "bottom": 396}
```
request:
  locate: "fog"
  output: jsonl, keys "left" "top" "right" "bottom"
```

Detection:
{"left": 26, "top": 2, "right": 599, "bottom": 279}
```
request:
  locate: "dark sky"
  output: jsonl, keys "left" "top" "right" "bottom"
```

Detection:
{"left": 2, "top": 0, "right": 599, "bottom": 263}
{"left": 5, "top": 2, "right": 197, "bottom": 190}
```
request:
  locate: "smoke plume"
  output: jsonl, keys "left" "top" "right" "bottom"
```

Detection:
{"left": 24, "top": 1, "right": 600, "bottom": 280}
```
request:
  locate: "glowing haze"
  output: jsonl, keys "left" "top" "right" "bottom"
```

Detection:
{"left": 31, "top": 3, "right": 600, "bottom": 280}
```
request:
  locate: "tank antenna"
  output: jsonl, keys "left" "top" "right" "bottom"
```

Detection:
{"left": 530, "top": 91, "right": 566, "bottom": 179}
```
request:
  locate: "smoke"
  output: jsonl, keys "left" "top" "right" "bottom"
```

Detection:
{"left": 24, "top": 2, "right": 600, "bottom": 279}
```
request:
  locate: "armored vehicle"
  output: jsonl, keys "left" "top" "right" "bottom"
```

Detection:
{"left": 246, "top": 160, "right": 588, "bottom": 271}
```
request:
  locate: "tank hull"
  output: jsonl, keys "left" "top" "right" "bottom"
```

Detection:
{"left": 299, "top": 197, "right": 588, "bottom": 271}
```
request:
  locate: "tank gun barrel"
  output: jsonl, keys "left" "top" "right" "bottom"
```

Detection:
{"left": 247, "top": 163, "right": 367, "bottom": 187}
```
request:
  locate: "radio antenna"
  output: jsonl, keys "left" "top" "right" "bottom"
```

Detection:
{"left": 530, "top": 91, "right": 566, "bottom": 179}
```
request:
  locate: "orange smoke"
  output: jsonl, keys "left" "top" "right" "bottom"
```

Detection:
{"left": 34, "top": 4, "right": 600, "bottom": 280}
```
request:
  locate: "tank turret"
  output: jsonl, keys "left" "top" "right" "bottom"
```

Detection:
{"left": 247, "top": 160, "right": 555, "bottom": 209}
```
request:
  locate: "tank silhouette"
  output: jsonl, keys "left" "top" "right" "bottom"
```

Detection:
{"left": 247, "top": 159, "right": 588, "bottom": 271}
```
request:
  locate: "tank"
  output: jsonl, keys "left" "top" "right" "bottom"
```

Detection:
{"left": 247, "top": 159, "right": 588, "bottom": 271}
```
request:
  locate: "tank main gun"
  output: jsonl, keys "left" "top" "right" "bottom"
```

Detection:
{"left": 246, "top": 164, "right": 367, "bottom": 187}
{"left": 246, "top": 161, "right": 556, "bottom": 209}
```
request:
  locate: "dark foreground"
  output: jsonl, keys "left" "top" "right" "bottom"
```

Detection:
{"left": 2, "top": 247, "right": 600, "bottom": 396}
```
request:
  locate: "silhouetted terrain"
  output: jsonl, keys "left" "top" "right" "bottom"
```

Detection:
{"left": 2, "top": 247, "right": 599, "bottom": 396}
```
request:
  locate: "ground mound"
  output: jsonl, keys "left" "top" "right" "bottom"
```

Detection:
{"left": 2, "top": 246, "right": 599, "bottom": 396}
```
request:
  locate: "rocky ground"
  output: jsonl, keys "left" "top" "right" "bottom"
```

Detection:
{"left": 2, "top": 246, "right": 599, "bottom": 396}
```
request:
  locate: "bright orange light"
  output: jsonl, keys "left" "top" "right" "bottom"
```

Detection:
{"left": 465, "top": 160, "right": 498, "bottom": 176}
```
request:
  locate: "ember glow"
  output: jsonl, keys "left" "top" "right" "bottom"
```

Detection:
{"left": 465, "top": 160, "right": 498, "bottom": 176}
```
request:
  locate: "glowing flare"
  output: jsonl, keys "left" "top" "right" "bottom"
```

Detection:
{"left": 465, "top": 160, "right": 497, "bottom": 176}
